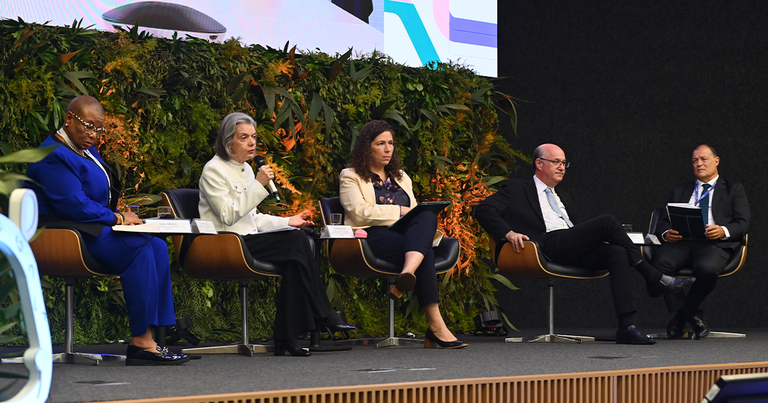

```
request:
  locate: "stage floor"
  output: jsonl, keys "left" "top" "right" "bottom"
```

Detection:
{"left": 1, "top": 327, "right": 765, "bottom": 403}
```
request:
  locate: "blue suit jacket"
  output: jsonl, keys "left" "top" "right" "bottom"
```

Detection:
{"left": 27, "top": 134, "right": 120, "bottom": 236}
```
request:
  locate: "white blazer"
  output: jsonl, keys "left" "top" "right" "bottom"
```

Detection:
{"left": 198, "top": 155, "right": 289, "bottom": 235}
{"left": 339, "top": 168, "right": 417, "bottom": 229}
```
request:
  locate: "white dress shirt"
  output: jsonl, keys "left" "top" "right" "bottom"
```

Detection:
{"left": 533, "top": 175, "right": 571, "bottom": 232}
{"left": 686, "top": 175, "right": 730, "bottom": 239}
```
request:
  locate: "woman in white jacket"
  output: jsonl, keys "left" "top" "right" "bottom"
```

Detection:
{"left": 199, "top": 112, "right": 353, "bottom": 356}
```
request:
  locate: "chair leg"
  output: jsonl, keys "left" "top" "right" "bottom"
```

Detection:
{"left": 3, "top": 279, "right": 116, "bottom": 365}
{"left": 52, "top": 279, "right": 122, "bottom": 364}
{"left": 181, "top": 281, "right": 267, "bottom": 356}
{"left": 376, "top": 294, "right": 422, "bottom": 348}
{"left": 506, "top": 280, "right": 595, "bottom": 343}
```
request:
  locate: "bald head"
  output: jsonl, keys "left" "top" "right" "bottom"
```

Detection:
{"left": 62, "top": 95, "right": 106, "bottom": 151}
{"left": 533, "top": 144, "right": 564, "bottom": 161}
{"left": 67, "top": 95, "right": 104, "bottom": 116}
{"left": 533, "top": 143, "right": 567, "bottom": 187}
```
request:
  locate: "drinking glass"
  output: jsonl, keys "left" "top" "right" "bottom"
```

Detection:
{"left": 330, "top": 213, "right": 342, "bottom": 225}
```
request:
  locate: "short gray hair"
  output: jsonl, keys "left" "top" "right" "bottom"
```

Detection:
{"left": 215, "top": 112, "right": 257, "bottom": 160}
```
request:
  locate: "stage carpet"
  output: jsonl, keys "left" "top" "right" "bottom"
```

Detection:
{"left": 1, "top": 328, "right": 767, "bottom": 403}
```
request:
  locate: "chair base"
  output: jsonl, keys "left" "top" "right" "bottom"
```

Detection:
{"left": 648, "top": 331, "right": 746, "bottom": 340}
{"left": 308, "top": 330, "right": 353, "bottom": 352}
{"left": 505, "top": 334, "right": 595, "bottom": 343}
{"left": 181, "top": 343, "right": 267, "bottom": 356}
{"left": 376, "top": 336, "right": 425, "bottom": 348}
{"left": 54, "top": 352, "right": 126, "bottom": 365}
{"left": 3, "top": 352, "right": 125, "bottom": 365}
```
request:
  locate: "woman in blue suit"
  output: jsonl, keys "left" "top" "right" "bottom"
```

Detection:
{"left": 27, "top": 96, "right": 188, "bottom": 366}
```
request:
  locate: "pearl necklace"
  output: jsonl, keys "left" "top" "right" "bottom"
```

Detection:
{"left": 57, "top": 127, "right": 84, "bottom": 156}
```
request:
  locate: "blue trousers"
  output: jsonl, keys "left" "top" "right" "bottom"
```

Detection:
{"left": 364, "top": 211, "right": 440, "bottom": 306}
{"left": 84, "top": 228, "right": 176, "bottom": 336}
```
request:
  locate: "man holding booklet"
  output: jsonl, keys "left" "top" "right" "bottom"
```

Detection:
{"left": 651, "top": 144, "right": 750, "bottom": 340}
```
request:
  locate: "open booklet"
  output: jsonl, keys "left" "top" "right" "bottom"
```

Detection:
{"left": 112, "top": 218, "right": 217, "bottom": 234}
{"left": 666, "top": 203, "right": 707, "bottom": 241}
{"left": 388, "top": 201, "right": 451, "bottom": 233}
{"left": 250, "top": 226, "right": 299, "bottom": 235}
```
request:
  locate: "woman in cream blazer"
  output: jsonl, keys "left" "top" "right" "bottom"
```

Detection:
{"left": 199, "top": 112, "right": 354, "bottom": 356}
{"left": 339, "top": 120, "right": 466, "bottom": 349}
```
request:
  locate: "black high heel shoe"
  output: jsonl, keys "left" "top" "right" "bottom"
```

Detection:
{"left": 388, "top": 272, "right": 417, "bottom": 300}
{"left": 424, "top": 328, "right": 468, "bottom": 349}
{"left": 274, "top": 339, "right": 311, "bottom": 357}
{"left": 316, "top": 310, "right": 356, "bottom": 332}
{"left": 395, "top": 272, "right": 416, "bottom": 291}
{"left": 387, "top": 285, "right": 404, "bottom": 300}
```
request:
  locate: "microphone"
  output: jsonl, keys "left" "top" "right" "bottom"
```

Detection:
{"left": 253, "top": 156, "right": 281, "bottom": 202}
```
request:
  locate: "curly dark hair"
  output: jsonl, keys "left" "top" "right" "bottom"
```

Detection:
{"left": 348, "top": 120, "right": 403, "bottom": 182}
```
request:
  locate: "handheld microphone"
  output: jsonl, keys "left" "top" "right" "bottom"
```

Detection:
{"left": 253, "top": 156, "right": 281, "bottom": 202}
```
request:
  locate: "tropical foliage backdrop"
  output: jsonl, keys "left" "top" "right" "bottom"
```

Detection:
{"left": 0, "top": 18, "right": 526, "bottom": 345}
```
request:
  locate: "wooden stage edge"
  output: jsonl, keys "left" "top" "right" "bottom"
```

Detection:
{"left": 102, "top": 361, "right": 768, "bottom": 403}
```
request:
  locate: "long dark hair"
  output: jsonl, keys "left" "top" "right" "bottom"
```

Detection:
{"left": 348, "top": 120, "right": 403, "bottom": 182}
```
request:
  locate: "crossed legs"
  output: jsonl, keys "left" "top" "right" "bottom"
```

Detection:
{"left": 366, "top": 211, "right": 458, "bottom": 342}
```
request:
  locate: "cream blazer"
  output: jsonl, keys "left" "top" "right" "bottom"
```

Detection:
{"left": 339, "top": 168, "right": 417, "bottom": 229}
{"left": 198, "top": 155, "right": 290, "bottom": 235}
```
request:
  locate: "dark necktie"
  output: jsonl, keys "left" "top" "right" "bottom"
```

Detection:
{"left": 700, "top": 183, "right": 711, "bottom": 225}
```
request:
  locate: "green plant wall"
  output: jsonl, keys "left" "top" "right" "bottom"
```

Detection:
{"left": 0, "top": 18, "right": 525, "bottom": 345}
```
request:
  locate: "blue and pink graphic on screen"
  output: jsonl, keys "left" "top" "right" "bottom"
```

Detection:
{"left": 381, "top": 0, "right": 496, "bottom": 76}
{"left": 0, "top": 0, "right": 497, "bottom": 77}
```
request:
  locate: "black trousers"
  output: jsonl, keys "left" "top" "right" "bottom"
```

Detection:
{"left": 541, "top": 214, "right": 639, "bottom": 317}
{"left": 364, "top": 211, "right": 440, "bottom": 306}
{"left": 651, "top": 240, "right": 731, "bottom": 313}
{"left": 244, "top": 230, "right": 332, "bottom": 340}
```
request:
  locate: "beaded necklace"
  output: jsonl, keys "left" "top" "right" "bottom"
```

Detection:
{"left": 56, "top": 127, "right": 113, "bottom": 207}
{"left": 57, "top": 127, "right": 84, "bottom": 156}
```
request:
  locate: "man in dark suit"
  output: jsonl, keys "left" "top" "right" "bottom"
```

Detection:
{"left": 652, "top": 144, "right": 749, "bottom": 340}
{"left": 474, "top": 143, "right": 693, "bottom": 344}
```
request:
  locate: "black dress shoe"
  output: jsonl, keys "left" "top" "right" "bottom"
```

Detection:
{"left": 274, "top": 339, "right": 311, "bottom": 356}
{"left": 687, "top": 309, "right": 710, "bottom": 340}
{"left": 126, "top": 345, "right": 190, "bottom": 366}
{"left": 317, "top": 310, "right": 356, "bottom": 333}
{"left": 655, "top": 275, "right": 695, "bottom": 294}
{"left": 615, "top": 325, "right": 656, "bottom": 345}
{"left": 666, "top": 311, "right": 687, "bottom": 339}
{"left": 424, "top": 328, "right": 468, "bottom": 349}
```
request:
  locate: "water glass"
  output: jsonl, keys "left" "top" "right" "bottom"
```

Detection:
{"left": 330, "top": 213, "right": 342, "bottom": 225}
{"left": 157, "top": 206, "right": 172, "bottom": 218}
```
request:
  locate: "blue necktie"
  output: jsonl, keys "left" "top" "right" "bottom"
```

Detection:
{"left": 545, "top": 187, "right": 573, "bottom": 228}
{"left": 700, "top": 183, "right": 711, "bottom": 225}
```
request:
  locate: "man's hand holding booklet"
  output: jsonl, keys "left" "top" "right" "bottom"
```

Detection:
{"left": 666, "top": 203, "right": 707, "bottom": 241}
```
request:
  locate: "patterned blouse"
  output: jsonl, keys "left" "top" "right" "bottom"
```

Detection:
{"left": 371, "top": 172, "right": 410, "bottom": 207}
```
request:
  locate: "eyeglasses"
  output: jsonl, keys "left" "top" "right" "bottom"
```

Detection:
{"left": 236, "top": 134, "right": 257, "bottom": 143}
{"left": 70, "top": 112, "right": 107, "bottom": 137}
{"left": 539, "top": 158, "right": 570, "bottom": 168}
